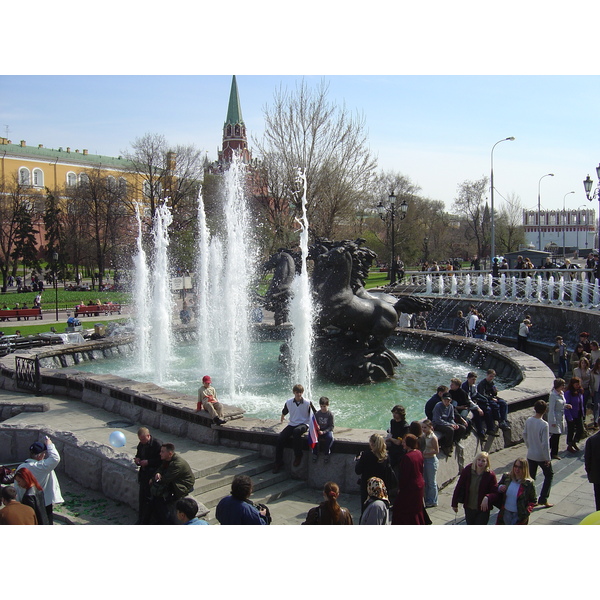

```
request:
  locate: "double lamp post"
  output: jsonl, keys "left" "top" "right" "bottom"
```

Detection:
{"left": 583, "top": 164, "right": 600, "bottom": 254}
{"left": 378, "top": 191, "right": 408, "bottom": 285}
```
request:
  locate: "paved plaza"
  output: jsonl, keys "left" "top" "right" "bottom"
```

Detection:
{"left": 1, "top": 386, "right": 595, "bottom": 526}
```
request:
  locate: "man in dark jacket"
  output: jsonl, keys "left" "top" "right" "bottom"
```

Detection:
{"left": 150, "top": 443, "right": 195, "bottom": 524}
{"left": 585, "top": 430, "right": 600, "bottom": 510}
{"left": 134, "top": 427, "right": 162, "bottom": 524}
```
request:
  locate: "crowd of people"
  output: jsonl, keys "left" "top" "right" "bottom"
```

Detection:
{"left": 2, "top": 370, "right": 600, "bottom": 525}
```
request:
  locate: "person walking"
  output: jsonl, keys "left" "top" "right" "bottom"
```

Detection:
{"left": 517, "top": 318, "right": 532, "bottom": 352}
{"left": 451, "top": 451, "right": 498, "bottom": 525}
{"left": 548, "top": 378, "right": 571, "bottom": 459}
{"left": 490, "top": 458, "right": 537, "bottom": 525}
{"left": 523, "top": 399, "right": 554, "bottom": 508}
{"left": 564, "top": 377, "right": 585, "bottom": 453}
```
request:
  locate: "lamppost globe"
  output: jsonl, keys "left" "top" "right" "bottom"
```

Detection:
{"left": 583, "top": 164, "right": 600, "bottom": 255}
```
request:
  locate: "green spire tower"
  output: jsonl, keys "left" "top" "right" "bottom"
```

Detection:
{"left": 219, "top": 75, "right": 251, "bottom": 165}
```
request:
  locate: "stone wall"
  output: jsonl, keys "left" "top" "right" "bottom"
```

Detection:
{"left": 0, "top": 329, "right": 555, "bottom": 499}
{"left": 0, "top": 423, "right": 138, "bottom": 508}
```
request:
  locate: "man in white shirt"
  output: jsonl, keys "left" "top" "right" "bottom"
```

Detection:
{"left": 272, "top": 384, "right": 312, "bottom": 473}
{"left": 467, "top": 308, "right": 479, "bottom": 337}
{"left": 16, "top": 436, "right": 64, "bottom": 524}
{"left": 523, "top": 400, "right": 554, "bottom": 508}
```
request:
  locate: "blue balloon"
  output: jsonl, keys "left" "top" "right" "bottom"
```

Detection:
{"left": 109, "top": 430, "right": 127, "bottom": 448}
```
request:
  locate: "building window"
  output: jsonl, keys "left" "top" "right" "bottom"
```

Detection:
{"left": 118, "top": 177, "right": 127, "bottom": 194}
{"left": 67, "top": 172, "right": 77, "bottom": 187}
{"left": 19, "top": 167, "right": 30, "bottom": 185}
{"left": 107, "top": 176, "right": 117, "bottom": 191}
{"left": 32, "top": 168, "right": 44, "bottom": 187}
{"left": 79, "top": 173, "right": 89, "bottom": 186}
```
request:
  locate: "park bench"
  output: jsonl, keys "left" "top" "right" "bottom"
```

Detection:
{"left": 74, "top": 304, "right": 121, "bottom": 317}
{"left": 0, "top": 308, "right": 43, "bottom": 321}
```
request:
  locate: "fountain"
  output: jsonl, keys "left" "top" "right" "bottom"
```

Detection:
{"left": 287, "top": 171, "right": 315, "bottom": 398}
{"left": 547, "top": 275, "right": 555, "bottom": 303}
{"left": 133, "top": 202, "right": 174, "bottom": 384}
{"left": 558, "top": 276, "right": 565, "bottom": 304}
{"left": 463, "top": 273, "right": 471, "bottom": 296}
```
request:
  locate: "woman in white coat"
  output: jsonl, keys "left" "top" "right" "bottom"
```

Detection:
{"left": 548, "top": 378, "right": 571, "bottom": 459}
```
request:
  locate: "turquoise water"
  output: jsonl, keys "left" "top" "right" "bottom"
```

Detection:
{"left": 73, "top": 341, "right": 506, "bottom": 430}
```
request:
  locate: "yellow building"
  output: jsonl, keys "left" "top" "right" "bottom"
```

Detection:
{"left": 0, "top": 137, "right": 139, "bottom": 193}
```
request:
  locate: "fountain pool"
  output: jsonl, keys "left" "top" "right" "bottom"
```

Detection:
{"left": 71, "top": 340, "right": 507, "bottom": 430}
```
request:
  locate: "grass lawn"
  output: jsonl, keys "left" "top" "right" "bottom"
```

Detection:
{"left": 0, "top": 319, "right": 128, "bottom": 337}
{"left": 365, "top": 269, "right": 391, "bottom": 289}
{"left": 0, "top": 289, "right": 131, "bottom": 312}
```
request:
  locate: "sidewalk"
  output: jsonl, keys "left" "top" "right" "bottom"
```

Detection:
{"left": 1, "top": 387, "right": 596, "bottom": 525}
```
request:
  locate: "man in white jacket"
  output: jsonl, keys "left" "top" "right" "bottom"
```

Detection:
{"left": 16, "top": 436, "right": 64, "bottom": 524}
{"left": 523, "top": 400, "right": 553, "bottom": 508}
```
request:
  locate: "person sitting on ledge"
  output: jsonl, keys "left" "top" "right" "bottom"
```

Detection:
{"left": 196, "top": 375, "right": 226, "bottom": 425}
{"left": 432, "top": 392, "right": 468, "bottom": 456}
{"left": 477, "top": 369, "right": 510, "bottom": 432}
{"left": 272, "top": 384, "right": 312, "bottom": 473}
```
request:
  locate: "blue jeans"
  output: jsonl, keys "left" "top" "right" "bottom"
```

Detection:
{"left": 423, "top": 456, "right": 438, "bottom": 506}
{"left": 312, "top": 431, "right": 334, "bottom": 455}
{"left": 503, "top": 508, "right": 519, "bottom": 525}
{"left": 558, "top": 356, "right": 568, "bottom": 379}
{"left": 593, "top": 391, "right": 600, "bottom": 425}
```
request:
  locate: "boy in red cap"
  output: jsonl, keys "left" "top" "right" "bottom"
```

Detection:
{"left": 197, "top": 375, "right": 226, "bottom": 425}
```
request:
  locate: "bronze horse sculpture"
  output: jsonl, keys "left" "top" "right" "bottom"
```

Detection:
{"left": 260, "top": 250, "right": 296, "bottom": 326}
{"left": 261, "top": 239, "right": 432, "bottom": 383}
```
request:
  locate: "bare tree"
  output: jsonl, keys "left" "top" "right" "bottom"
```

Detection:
{"left": 495, "top": 192, "right": 526, "bottom": 254}
{"left": 255, "top": 79, "right": 377, "bottom": 241}
{"left": 122, "top": 133, "right": 204, "bottom": 221}
{"left": 452, "top": 176, "right": 489, "bottom": 260}
{"left": 63, "top": 168, "right": 132, "bottom": 287}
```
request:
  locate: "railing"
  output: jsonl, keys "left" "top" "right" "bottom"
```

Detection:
{"left": 379, "top": 269, "right": 600, "bottom": 308}
{"left": 15, "top": 355, "right": 41, "bottom": 394}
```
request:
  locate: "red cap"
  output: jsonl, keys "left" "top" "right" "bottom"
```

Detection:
{"left": 202, "top": 375, "right": 211, "bottom": 384}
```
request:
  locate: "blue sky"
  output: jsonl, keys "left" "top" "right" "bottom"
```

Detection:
{"left": 2, "top": 74, "right": 599, "bottom": 214}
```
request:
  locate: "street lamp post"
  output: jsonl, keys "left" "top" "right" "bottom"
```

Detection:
{"left": 53, "top": 252, "right": 59, "bottom": 322}
{"left": 490, "top": 137, "right": 515, "bottom": 262}
{"left": 378, "top": 191, "right": 408, "bottom": 285}
{"left": 562, "top": 191, "right": 575, "bottom": 259}
{"left": 537, "top": 173, "right": 555, "bottom": 250}
{"left": 583, "top": 163, "right": 600, "bottom": 254}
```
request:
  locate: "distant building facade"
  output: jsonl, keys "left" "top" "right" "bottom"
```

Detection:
{"left": 523, "top": 207, "right": 596, "bottom": 254}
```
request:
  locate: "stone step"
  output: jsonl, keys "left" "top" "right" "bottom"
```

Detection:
{"left": 199, "top": 478, "right": 307, "bottom": 523}
{"left": 191, "top": 460, "right": 301, "bottom": 511}
{"left": 192, "top": 456, "right": 275, "bottom": 496}
{"left": 185, "top": 449, "right": 261, "bottom": 480}
{"left": 191, "top": 461, "right": 288, "bottom": 509}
